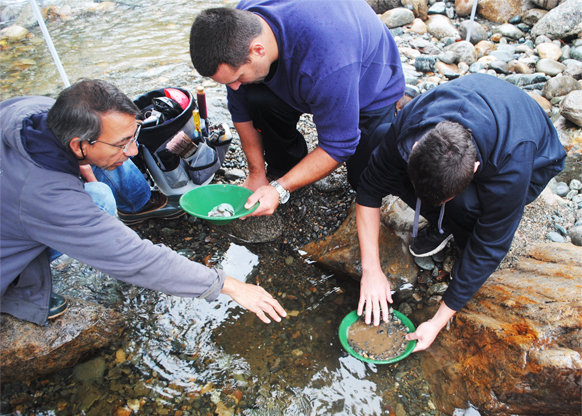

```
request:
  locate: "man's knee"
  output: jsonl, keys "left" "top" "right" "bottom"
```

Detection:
{"left": 84, "top": 182, "right": 117, "bottom": 217}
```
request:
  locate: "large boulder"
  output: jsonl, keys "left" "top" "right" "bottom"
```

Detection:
{"left": 300, "top": 199, "right": 420, "bottom": 287}
{"left": 531, "top": 0, "right": 582, "bottom": 39}
{"left": 0, "top": 297, "right": 125, "bottom": 384}
{"left": 417, "top": 243, "right": 582, "bottom": 415}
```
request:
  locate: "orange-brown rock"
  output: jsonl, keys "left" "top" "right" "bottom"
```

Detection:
{"left": 417, "top": 243, "right": 582, "bottom": 415}
{"left": 0, "top": 297, "right": 125, "bottom": 383}
{"left": 477, "top": 0, "right": 533, "bottom": 23}
{"left": 301, "top": 200, "right": 419, "bottom": 287}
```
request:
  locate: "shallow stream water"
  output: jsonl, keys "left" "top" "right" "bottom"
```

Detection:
{"left": 0, "top": 1, "right": 446, "bottom": 414}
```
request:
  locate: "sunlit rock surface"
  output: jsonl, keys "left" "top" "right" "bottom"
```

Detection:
{"left": 301, "top": 200, "right": 420, "bottom": 288}
{"left": 419, "top": 243, "right": 582, "bottom": 415}
{"left": 0, "top": 297, "right": 125, "bottom": 384}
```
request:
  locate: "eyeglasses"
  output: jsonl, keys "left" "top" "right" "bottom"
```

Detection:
{"left": 89, "top": 122, "right": 141, "bottom": 153}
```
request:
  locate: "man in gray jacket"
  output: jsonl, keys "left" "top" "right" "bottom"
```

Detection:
{"left": 1, "top": 79, "right": 286, "bottom": 326}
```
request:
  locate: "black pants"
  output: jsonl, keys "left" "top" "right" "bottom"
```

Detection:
{"left": 246, "top": 83, "right": 397, "bottom": 189}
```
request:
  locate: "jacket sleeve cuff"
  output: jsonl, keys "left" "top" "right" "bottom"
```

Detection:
{"left": 198, "top": 268, "right": 226, "bottom": 302}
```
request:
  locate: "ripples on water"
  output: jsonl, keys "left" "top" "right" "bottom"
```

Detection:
{"left": 1, "top": 1, "right": 441, "bottom": 414}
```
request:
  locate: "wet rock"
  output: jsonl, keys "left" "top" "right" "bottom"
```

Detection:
{"left": 0, "top": 25, "right": 28, "bottom": 41}
{"left": 522, "top": 8, "right": 549, "bottom": 26}
{"left": 536, "top": 42, "right": 562, "bottom": 60}
{"left": 560, "top": 90, "right": 582, "bottom": 126}
{"left": 73, "top": 357, "right": 106, "bottom": 383}
{"left": 401, "top": 0, "right": 428, "bottom": 20}
{"left": 218, "top": 213, "right": 283, "bottom": 243}
{"left": 531, "top": 0, "right": 582, "bottom": 39}
{"left": 418, "top": 243, "right": 582, "bottom": 415}
{"left": 414, "top": 256, "right": 435, "bottom": 270}
{"left": 458, "top": 20, "right": 488, "bottom": 44}
{"left": 425, "top": 14, "right": 459, "bottom": 39}
{"left": 381, "top": 7, "right": 415, "bottom": 28}
{"left": 542, "top": 75, "right": 580, "bottom": 100}
{"left": 536, "top": 58, "right": 566, "bottom": 76}
{"left": 0, "top": 297, "right": 125, "bottom": 384}
{"left": 301, "top": 201, "right": 419, "bottom": 287}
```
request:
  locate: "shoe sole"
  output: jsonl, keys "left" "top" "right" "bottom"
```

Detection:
{"left": 120, "top": 210, "right": 186, "bottom": 225}
{"left": 48, "top": 303, "right": 68, "bottom": 320}
{"left": 409, "top": 233, "right": 453, "bottom": 258}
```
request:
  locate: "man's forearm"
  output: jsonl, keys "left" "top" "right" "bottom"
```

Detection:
{"left": 277, "top": 147, "right": 340, "bottom": 192}
{"left": 234, "top": 121, "right": 266, "bottom": 175}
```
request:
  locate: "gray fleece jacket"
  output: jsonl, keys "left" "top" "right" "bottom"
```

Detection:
{"left": 0, "top": 96, "right": 225, "bottom": 325}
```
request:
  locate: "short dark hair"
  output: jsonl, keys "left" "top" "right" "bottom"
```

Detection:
{"left": 189, "top": 8, "right": 262, "bottom": 77}
{"left": 408, "top": 121, "right": 477, "bottom": 206}
{"left": 47, "top": 79, "right": 140, "bottom": 149}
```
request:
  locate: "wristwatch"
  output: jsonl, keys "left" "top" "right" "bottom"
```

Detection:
{"left": 270, "top": 180, "right": 290, "bottom": 204}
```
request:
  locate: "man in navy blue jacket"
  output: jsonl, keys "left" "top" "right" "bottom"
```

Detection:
{"left": 356, "top": 74, "right": 566, "bottom": 351}
{"left": 189, "top": 0, "right": 404, "bottom": 215}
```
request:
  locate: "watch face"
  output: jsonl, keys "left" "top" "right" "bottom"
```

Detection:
{"left": 280, "top": 191, "right": 290, "bottom": 204}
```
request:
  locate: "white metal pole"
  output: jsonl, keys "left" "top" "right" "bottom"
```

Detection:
{"left": 28, "top": 0, "right": 70, "bottom": 87}
{"left": 465, "top": 0, "right": 480, "bottom": 44}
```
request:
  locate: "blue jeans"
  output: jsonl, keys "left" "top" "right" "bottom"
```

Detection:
{"left": 92, "top": 159, "right": 151, "bottom": 214}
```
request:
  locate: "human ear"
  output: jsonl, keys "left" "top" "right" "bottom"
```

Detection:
{"left": 69, "top": 138, "right": 85, "bottom": 160}
{"left": 250, "top": 42, "right": 266, "bottom": 57}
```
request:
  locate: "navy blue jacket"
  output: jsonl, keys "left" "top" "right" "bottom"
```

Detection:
{"left": 357, "top": 74, "right": 566, "bottom": 311}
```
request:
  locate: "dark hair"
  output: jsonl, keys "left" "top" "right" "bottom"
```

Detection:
{"left": 408, "top": 121, "right": 476, "bottom": 206}
{"left": 47, "top": 79, "right": 140, "bottom": 149}
{"left": 189, "top": 8, "right": 262, "bottom": 77}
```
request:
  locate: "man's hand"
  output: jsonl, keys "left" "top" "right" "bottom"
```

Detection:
{"left": 80, "top": 165, "right": 97, "bottom": 182}
{"left": 221, "top": 276, "right": 287, "bottom": 324}
{"left": 243, "top": 184, "right": 280, "bottom": 217}
{"left": 242, "top": 171, "right": 270, "bottom": 192}
{"left": 357, "top": 269, "right": 393, "bottom": 326}
{"left": 405, "top": 301, "right": 456, "bottom": 352}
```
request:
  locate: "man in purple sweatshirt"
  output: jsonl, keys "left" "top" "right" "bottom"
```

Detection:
{"left": 189, "top": 0, "right": 404, "bottom": 215}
